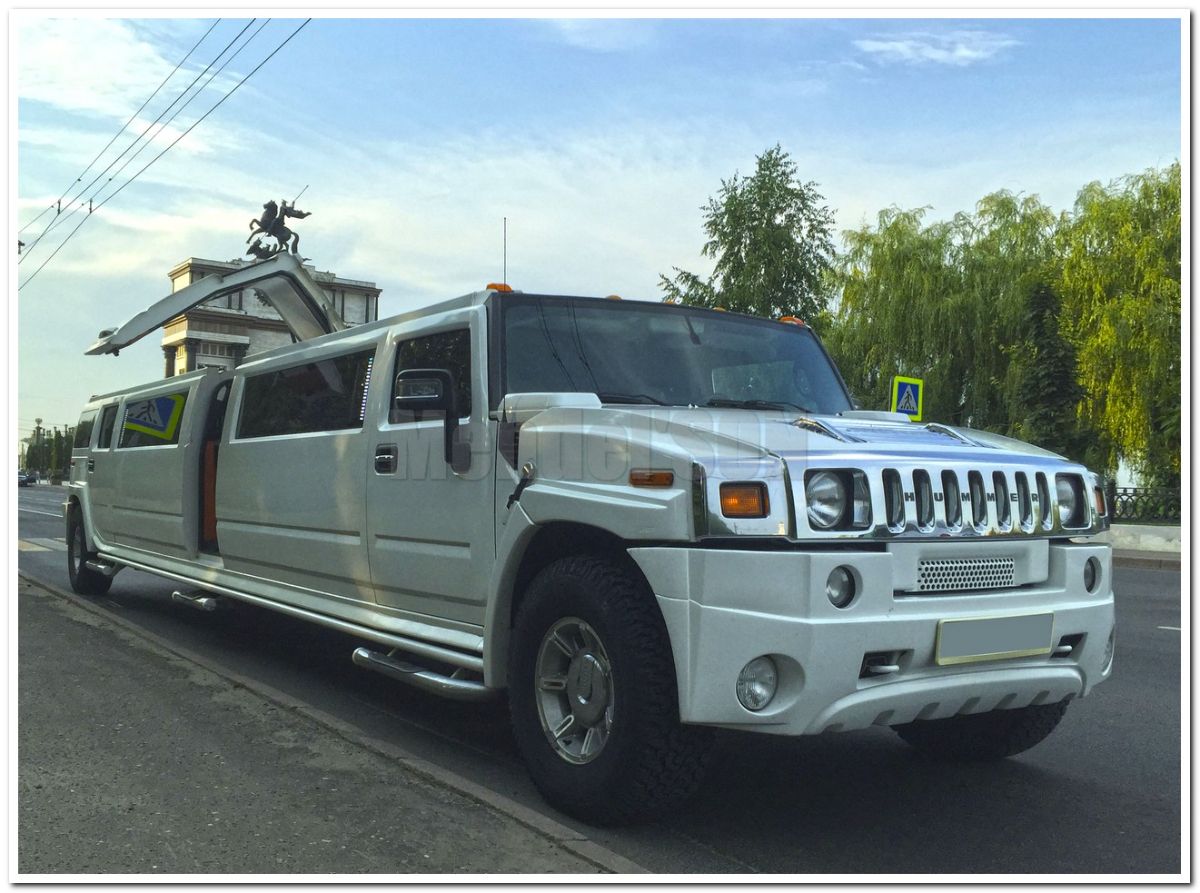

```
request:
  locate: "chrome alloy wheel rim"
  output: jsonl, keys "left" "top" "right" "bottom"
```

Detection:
{"left": 534, "top": 617, "right": 614, "bottom": 765}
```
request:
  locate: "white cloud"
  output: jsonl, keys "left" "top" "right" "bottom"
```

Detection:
{"left": 18, "top": 18, "right": 186, "bottom": 118}
{"left": 854, "top": 30, "right": 1019, "bottom": 67}
{"left": 545, "top": 19, "right": 657, "bottom": 53}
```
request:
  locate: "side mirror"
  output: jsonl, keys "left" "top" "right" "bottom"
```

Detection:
{"left": 394, "top": 368, "right": 468, "bottom": 472}
{"left": 394, "top": 369, "right": 456, "bottom": 416}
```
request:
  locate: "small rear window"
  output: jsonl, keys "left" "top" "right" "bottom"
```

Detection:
{"left": 97, "top": 404, "right": 118, "bottom": 449}
{"left": 73, "top": 411, "right": 98, "bottom": 449}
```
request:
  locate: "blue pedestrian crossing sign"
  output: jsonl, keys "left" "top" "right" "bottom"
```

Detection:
{"left": 890, "top": 376, "right": 924, "bottom": 421}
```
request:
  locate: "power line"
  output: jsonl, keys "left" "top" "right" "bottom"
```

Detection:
{"left": 18, "top": 19, "right": 221, "bottom": 236}
{"left": 19, "top": 19, "right": 312, "bottom": 291}
{"left": 21, "top": 19, "right": 256, "bottom": 260}
{"left": 86, "top": 20, "right": 270, "bottom": 208}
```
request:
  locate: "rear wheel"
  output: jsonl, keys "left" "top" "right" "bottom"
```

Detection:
{"left": 66, "top": 508, "right": 112, "bottom": 597}
{"left": 893, "top": 700, "right": 1070, "bottom": 761}
{"left": 508, "top": 555, "right": 712, "bottom": 825}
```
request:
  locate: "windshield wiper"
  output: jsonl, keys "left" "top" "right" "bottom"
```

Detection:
{"left": 705, "top": 397, "right": 813, "bottom": 413}
{"left": 596, "top": 392, "right": 667, "bottom": 405}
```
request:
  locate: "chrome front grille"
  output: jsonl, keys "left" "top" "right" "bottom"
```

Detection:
{"left": 915, "top": 557, "right": 1017, "bottom": 592}
{"left": 780, "top": 451, "right": 1106, "bottom": 541}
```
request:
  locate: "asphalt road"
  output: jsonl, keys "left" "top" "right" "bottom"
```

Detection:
{"left": 17, "top": 484, "right": 1183, "bottom": 875}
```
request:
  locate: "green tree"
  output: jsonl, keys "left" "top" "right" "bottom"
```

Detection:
{"left": 826, "top": 193, "right": 1055, "bottom": 426}
{"left": 1056, "top": 162, "right": 1181, "bottom": 486}
{"left": 659, "top": 144, "right": 836, "bottom": 320}
{"left": 1005, "top": 283, "right": 1090, "bottom": 462}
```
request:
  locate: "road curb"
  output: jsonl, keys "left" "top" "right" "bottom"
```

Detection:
{"left": 1112, "top": 554, "right": 1182, "bottom": 571}
{"left": 18, "top": 573, "right": 647, "bottom": 876}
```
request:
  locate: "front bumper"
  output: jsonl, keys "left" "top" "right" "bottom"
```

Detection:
{"left": 629, "top": 541, "right": 1114, "bottom": 735}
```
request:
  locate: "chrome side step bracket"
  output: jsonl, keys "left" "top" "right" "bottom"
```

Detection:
{"left": 171, "top": 589, "right": 219, "bottom": 612}
{"left": 351, "top": 647, "right": 498, "bottom": 702}
{"left": 84, "top": 559, "right": 122, "bottom": 578}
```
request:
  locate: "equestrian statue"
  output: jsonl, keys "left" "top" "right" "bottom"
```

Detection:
{"left": 246, "top": 199, "right": 311, "bottom": 260}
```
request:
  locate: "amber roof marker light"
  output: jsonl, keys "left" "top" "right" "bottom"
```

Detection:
{"left": 487, "top": 282, "right": 513, "bottom": 292}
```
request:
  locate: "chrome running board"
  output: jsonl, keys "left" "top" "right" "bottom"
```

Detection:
{"left": 351, "top": 647, "right": 497, "bottom": 702}
{"left": 95, "top": 551, "right": 485, "bottom": 674}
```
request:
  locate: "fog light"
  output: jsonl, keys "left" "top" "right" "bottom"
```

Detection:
{"left": 736, "top": 656, "right": 778, "bottom": 711}
{"left": 826, "top": 566, "right": 856, "bottom": 608}
{"left": 1083, "top": 557, "right": 1101, "bottom": 593}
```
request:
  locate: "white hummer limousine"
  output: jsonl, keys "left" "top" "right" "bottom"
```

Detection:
{"left": 67, "top": 253, "right": 1115, "bottom": 824}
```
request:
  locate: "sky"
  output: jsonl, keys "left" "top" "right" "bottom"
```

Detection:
{"left": 12, "top": 14, "right": 1183, "bottom": 442}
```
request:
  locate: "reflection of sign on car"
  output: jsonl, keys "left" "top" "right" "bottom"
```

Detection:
{"left": 124, "top": 394, "right": 186, "bottom": 441}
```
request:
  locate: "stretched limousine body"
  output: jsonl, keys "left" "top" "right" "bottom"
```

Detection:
{"left": 67, "top": 253, "right": 1115, "bottom": 824}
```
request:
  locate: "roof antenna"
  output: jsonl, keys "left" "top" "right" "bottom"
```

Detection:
{"left": 503, "top": 216, "right": 507, "bottom": 285}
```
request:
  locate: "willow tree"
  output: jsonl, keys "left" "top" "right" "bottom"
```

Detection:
{"left": 1056, "top": 162, "right": 1181, "bottom": 487}
{"left": 826, "top": 192, "right": 1063, "bottom": 434}
{"left": 659, "top": 145, "right": 836, "bottom": 320}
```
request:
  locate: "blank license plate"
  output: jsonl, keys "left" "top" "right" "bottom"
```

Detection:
{"left": 935, "top": 613, "right": 1054, "bottom": 666}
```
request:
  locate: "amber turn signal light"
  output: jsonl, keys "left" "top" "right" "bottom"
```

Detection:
{"left": 719, "top": 482, "right": 769, "bottom": 518}
{"left": 1094, "top": 487, "right": 1107, "bottom": 517}
{"left": 487, "top": 282, "right": 513, "bottom": 292}
{"left": 630, "top": 469, "right": 675, "bottom": 488}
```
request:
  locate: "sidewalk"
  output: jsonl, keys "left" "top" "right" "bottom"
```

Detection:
{"left": 16, "top": 579, "right": 604, "bottom": 876}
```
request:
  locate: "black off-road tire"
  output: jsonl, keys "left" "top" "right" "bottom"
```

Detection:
{"left": 66, "top": 507, "right": 112, "bottom": 597}
{"left": 893, "top": 700, "right": 1070, "bottom": 761}
{"left": 508, "top": 554, "right": 712, "bottom": 825}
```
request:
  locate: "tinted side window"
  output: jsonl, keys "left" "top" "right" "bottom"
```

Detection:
{"left": 73, "top": 411, "right": 98, "bottom": 449}
{"left": 119, "top": 391, "right": 189, "bottom": 448}
{"left": 392, "top": 330, "right": 472, "bottom": 423}
{"left": 238, "top": 349, "right": 375, "bottom": 439}
{"left": 97, "top": 405, "right": 118, "bottom": 449}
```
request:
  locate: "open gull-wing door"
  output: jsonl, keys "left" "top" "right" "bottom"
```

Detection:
{"left": 85, "top": 252, "right": 347, "bottom": 356}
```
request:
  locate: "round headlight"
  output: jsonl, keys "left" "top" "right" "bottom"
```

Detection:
{"left": 806, "top": 471, "right": 847, "bottom": 529}
{"left": 826, "top": 565, "right": 857, "bottom": 608}
{"left": 736, "top": 656, "right": 778, "bottom": 711}
{"left": 1056, "top": 476, "right": 1079, "bottom": 526}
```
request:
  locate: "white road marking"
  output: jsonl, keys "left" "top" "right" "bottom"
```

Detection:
{"left": 28, "top": 538, "right": 67, "bottom": 552}
{"left": 1158, "top": 626, "right": 1182, "bottom": 631}
{"left": 18, "top": 508, "right": 62, "bottom": 518}
{"left": 17, "top": 541, "right": 49, "bottom": 552}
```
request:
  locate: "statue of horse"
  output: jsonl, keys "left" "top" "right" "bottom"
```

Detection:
{"left": 246, "top": 199, "right": 308, "bottom": 256}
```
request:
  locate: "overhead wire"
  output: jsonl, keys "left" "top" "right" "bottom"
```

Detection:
{"left": 91, "top": 19, "right": 272, "bottom": 207}
{"left": 21, "top": 18, "right": 257, "bottom": 260}
{"left": 19, "top": 18, "right": 313, "bottom": 291}
{"left": 17, "top": 19, "right": 221, "bottom": 235}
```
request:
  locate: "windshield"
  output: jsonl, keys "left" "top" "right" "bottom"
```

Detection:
{"left": 500, "top": 297, "right": 852, "bottom": 414}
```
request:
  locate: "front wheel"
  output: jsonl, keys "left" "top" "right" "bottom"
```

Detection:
{"left": 508, "top": 555, "right": 712, "bottom": 825}
{"left": 893, "top": 700, "right": 1070, "bottom": 761}
{"left": 67, "top": 508, "right": 112, "bottom": 597}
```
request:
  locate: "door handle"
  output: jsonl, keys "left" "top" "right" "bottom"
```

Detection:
{"left": 374, "top": 444, "right": 397, "bottom": 475}
{"left": 88, "top": 458, "right": 95, "bottom": 472}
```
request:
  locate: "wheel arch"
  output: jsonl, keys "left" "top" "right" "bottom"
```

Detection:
{"left": 483, "top": 517, "right": 661, "bottom": 689}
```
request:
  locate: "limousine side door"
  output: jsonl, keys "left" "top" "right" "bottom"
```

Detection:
{"left": 366, "top": 307, "right": 494, "bottom": 627}
{"left": 216, "top": 336, "right": 380, "bottom": 606}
